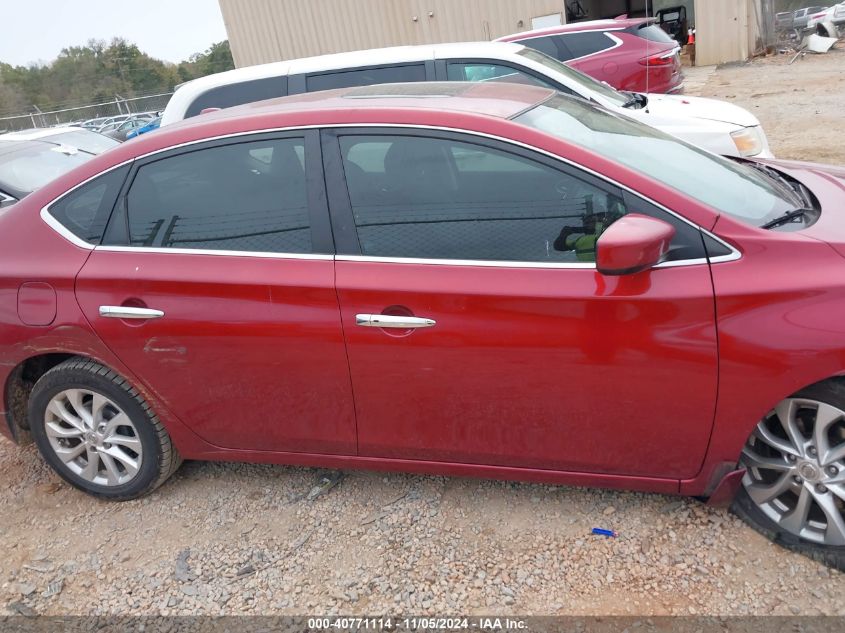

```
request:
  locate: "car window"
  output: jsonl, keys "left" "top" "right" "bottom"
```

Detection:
{"left": 519, "top": 35, "right": 575, "bottom": 62}
{"left": 445, "top": 62, "right": 556, "bottom": 89}
{"left": 306, "top": 64, "right": 426, "bottom": 92}
{"left": 184, "top": 77, "right": 288, "bottom": 118}
{"left": 126, "top": 138, "right": 311, "bottom": 253}
{"left": 516, "top": 94, "right": 803, "bottom": 227}
{"left": 560, "top": 31, "right": 617, "bottom": 58}
{"left": 49, "top": 165, "right": 130, "bottom": 244}
{"left": 339, "top": 134, "right": 630, "bottom": 264}
{"left": 632, "top": 24, "right": 677, "bottom": 43}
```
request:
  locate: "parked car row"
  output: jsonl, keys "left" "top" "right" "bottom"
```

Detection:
{"left": 76, "top": 111, "right": 160, "bottom": 140}
{"left": 776, "top": 3, "right": 845, "bottom": 37}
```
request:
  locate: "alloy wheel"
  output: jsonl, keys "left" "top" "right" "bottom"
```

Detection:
{"left": 741, "top": 398, "right": 845, "bottom": 545}
{"left": 43, "top": 388, "right": 143, "bottom": 487}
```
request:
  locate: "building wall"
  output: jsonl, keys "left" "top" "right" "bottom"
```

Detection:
{"left": 693, "top": 0, "right": 763, "bottom": 66}
{"left": 219, "top": 0, "right": 571, "bottom": 67}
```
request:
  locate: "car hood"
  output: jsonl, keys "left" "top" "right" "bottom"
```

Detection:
{"left": 768, "top": 159, "right": 845, "bottom": 257}
{"left": 641, "top": 94, "right": 761, "bottom": 128}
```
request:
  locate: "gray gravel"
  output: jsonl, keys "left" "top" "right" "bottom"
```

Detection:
{"left": 4, "top": 52, "right": 845, "bottom": 617}
{"left": 1, "top": 439, "right": 844, "bottom": 616}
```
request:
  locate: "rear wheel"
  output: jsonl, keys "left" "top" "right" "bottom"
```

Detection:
{"left": 733, "top": 381, "right": 845, "bottom": 570}
{"left": 28, "top": 358, "right": 181, "bottom": 500}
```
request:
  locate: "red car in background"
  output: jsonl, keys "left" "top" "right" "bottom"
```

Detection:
{"left": 497, "top": 18, "right": 684, "bottom": 94}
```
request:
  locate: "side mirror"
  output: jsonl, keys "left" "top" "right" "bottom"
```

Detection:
{"left": 596, "top": 214, "right": 675, "bottom": 276}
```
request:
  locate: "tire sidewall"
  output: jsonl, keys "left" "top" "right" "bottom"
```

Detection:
{"left": 29, "top": 364, "right": 163, "bottom": 500}
{"left": 732, "top": 380, "right": 845, "bottom": 571}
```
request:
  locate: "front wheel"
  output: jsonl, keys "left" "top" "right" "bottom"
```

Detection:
{"left": 28, "top": 358, "right": 181, "bottom": 500}
{"left": 733, "top": 381, "right": 845, "bottom": 570}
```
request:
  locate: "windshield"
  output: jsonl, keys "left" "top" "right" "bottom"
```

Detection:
{"left": 515, "top": 94, "right": 803, "bottom": 226}
{"left": 0, "top": 144, "right": 92, "bottom": 195}
{"left": 517, "top": 48, "right": 630, "bottom": 107}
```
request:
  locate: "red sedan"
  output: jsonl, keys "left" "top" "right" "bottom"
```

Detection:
{"left": 2, "top": 82, "right": 844, "bottom": 568}
{"left": 497, "top": 18, "right": 684, "bottom": 94}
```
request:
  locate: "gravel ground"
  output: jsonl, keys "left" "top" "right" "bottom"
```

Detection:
{"left": 3, "top": 49, "right": 845, "bottom": 618}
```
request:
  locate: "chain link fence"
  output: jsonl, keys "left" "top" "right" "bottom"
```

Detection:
{"left": 0, "top": 92, "right": 173, "bottom": 133}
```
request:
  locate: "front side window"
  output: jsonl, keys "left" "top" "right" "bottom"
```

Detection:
{"left": 339, "top": 134, "right": 630, "bottom": 264}
{"left": 446, "top": 62, "right": 554, "bottom": 89}
{"left": 306, "top": 64, "right": 426, "bottom": 92}
{"left": 126, "top": 138, "right": 311, "bottom": 253}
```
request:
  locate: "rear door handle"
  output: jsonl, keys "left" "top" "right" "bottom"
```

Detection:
{"left": 99, "top": 306, "right": 165, "bottom": 320}
{"left": 356, "top": 314, "right": 436, "bottom": 329}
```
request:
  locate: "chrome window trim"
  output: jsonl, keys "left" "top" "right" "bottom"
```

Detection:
{"left": 40, "top": 122, "right": 741, "bottom": 267}
{"left": 94, "top": 244, "right": 333, "bottom": 261}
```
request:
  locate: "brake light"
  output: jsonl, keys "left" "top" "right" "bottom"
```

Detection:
{"left": 639, "top": 52, "right": 676, "bottom": 67}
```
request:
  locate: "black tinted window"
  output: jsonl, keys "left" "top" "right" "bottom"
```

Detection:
{"left": 446, "top": 63, "right": 555, "bottom": 89}
{"left": 126, "top": 138, "right": 311, "bottom": 253}
{"left": 560, "top": 31, "right": 616, "bottom": 58}
{"left": 49, "top": 165, "right": 129, "bottom": 244}
{"left": 519, "top": 35, "right": 575, "bottom": 62}
{"left": 631, "top": 24, "right": 676, "bottom": 43}
{"left": 306, "top": 64, "right": 426, "bottom": 92}
{"left": 339, "top": 135, "right": 628, "bottom": 263}
{"left": 185, "top": 77, "right": 287, "bottom": 118}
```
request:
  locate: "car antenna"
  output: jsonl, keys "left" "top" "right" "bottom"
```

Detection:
{"left": 645, "top": 0, "right": 651, "bottom": 112}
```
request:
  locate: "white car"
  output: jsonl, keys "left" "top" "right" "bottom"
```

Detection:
{"left": 808, "top": 3, "right": 845, "bottom": 36}
{"left": 0, "top": 127, "right": 119, "bottom": 155}
{"left": 161, "top": 42, "right": 772, "bottom": 159}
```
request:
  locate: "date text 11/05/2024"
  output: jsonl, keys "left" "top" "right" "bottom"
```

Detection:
{"left": 307, "top": 617, "right": 528, "bottom": 630}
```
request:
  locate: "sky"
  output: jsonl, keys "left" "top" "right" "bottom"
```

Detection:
{"left": 0, "top": 0, "right": 229, "bottom": 67}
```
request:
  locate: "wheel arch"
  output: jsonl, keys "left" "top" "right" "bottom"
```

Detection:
{"left": 3, "top": 351, "right": 206, "bottom": 456}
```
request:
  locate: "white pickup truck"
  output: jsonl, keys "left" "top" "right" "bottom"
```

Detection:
{"left": 807, "top": 2, "right": 845, "bottom": 37}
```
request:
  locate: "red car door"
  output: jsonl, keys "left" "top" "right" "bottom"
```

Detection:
{"left": 326, "top": 129, "right": 718, "bottom": 479}
{"left": 75, "top": 133, "right": 356, "bottom": 454}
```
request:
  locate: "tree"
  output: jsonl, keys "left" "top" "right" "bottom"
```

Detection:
{"left": 0, "top": 39, "right": 233, "bottom": 118}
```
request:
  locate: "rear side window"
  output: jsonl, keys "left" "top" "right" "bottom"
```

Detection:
{"left": 48, "top": 165, "right": 129, "bottom": 244}
{"left": 125, "top": 138, "right": 311, "bottom": 253}
{"left": 306, "top": 64, "right": 426, "bottom": 92}
{"left": 446, "top": 62, "right": 555, "bottom": 89}
{"left": 184, "top": 77, "right": 288, "bottom": 118}
{"left": 560, "top": 31, "right": 617, "bottom": 58}
{"left": 518, "top": 35, "right": 575, "bottom": 62}
{"left": 630, "top": 24, "right": 676, "bottom": 43}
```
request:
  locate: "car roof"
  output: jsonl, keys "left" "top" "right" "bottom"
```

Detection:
{"left": 177, "top": 81, "right": 556, "bottom": 129}
{"left": 166, "top": 42, "right": 527, "bottom": 111}
{"left": 0, "top": 127, "right": 93, "bottom": 142}
{"left": 496, "top": 18, "right": 650, "bottom": 41}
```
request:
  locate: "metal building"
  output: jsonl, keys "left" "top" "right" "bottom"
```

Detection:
{"left": 218, "top": 0, "right": 767, "bottom": 69}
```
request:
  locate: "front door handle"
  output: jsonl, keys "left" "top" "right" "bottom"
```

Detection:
{"left": 356, "top": 314, "right": 436, "bottom": 329}
{"left": 99, "top": 306, "right": 165, "bottom": 320}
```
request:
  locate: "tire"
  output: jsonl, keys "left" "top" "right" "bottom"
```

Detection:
{"left": 28, "top": 358, "right": 181, "bottom": 500}
{"left": 732, "top": 380, "right": 845, "bottom": 571}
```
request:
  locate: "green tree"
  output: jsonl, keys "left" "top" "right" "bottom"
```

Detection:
{"left": 0, "top": 39, "right": 233, "bottom": 118}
